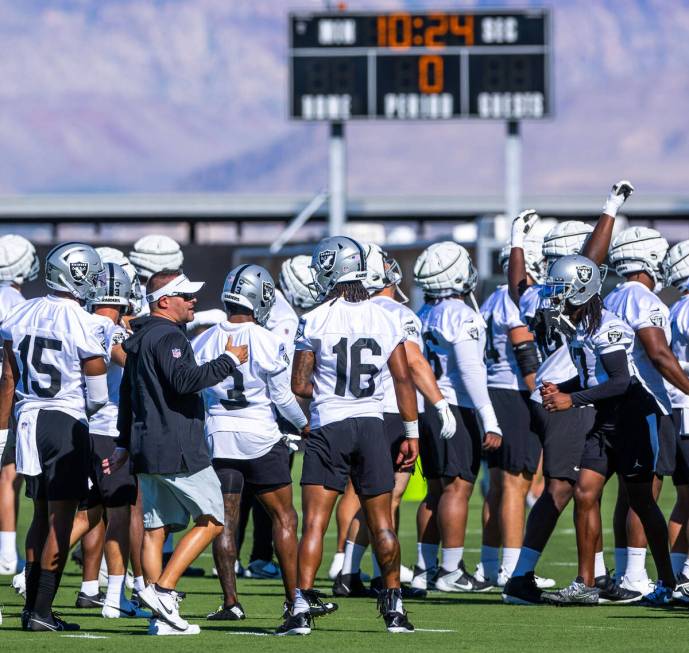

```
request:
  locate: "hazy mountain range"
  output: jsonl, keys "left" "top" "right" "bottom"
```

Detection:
{"left": 1, "top": 0, "right": 687, "bottom": 196}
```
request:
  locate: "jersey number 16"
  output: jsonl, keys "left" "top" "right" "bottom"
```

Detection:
{"left": 333, "top": 337, "right": 381, "bottom": 398}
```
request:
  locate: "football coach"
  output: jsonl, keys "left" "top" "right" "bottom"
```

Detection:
{"left": 104, "top": 269, "right": 248, "bottom": 635}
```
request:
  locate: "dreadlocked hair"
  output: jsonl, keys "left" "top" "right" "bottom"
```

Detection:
{"left": 428, "top": 292, "right": 464, "bottom": 305}
{"left": 579, "top": 293, "right": 603, "bottom": 337}
{"left": 327, "top": 281, "right": 369, "bottom": 303}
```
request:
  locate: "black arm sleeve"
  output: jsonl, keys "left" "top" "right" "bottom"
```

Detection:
{"left": 513, "top": 340, "right": 540, "bottom": 377}
{"left": 155, "top": 332, "right": 237, "bottom": 395}
{"left": 571, "top": 349, "right": 631, "bottom": 407}
{"left": 558, "top": 376, "right": 583, "bottom": 394}
{"left": 116, "top": 361, "right": 133, "bottom": 449}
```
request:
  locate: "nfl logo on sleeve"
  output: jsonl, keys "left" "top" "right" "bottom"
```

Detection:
{"left": 171, "top": 348, "right": 182, "bottom": 358}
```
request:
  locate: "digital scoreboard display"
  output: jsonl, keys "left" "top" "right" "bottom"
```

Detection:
{"left": 289, "top": 10, "right": 551, "bottom": 121}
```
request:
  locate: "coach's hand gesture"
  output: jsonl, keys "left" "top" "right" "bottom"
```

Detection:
{"left": 225, "top": 336, "right": 248, "bottom": 364}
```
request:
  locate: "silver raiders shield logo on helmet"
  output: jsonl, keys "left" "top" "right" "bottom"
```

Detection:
{"left": 262, "top": 281, "right": 274, "bottom": 303}
{"left": 318, "top": 250, "right": 337, "bottom": 272}
{"left": 576, "top": 265, "right": 592, "bottom": 283}
{"left": 70, "top": 261, "right": 89, "bottom": 281}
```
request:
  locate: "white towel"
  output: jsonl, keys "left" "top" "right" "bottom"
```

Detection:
{"left": 15, "top": 409, "right": 41, "bottom": 477}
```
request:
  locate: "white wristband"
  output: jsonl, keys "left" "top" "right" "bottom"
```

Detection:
{"left": 477, "top": 405, "right": 503, "bottom": 437}
{"left": 403, "top": 420, "right": 420, "bottom": 439}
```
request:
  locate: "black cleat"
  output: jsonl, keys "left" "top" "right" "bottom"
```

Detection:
{"left": 27, "top": 612, "right": 80, "bottom": 631}
{"left": 377, "top": 588, "right": 414, "bottom": 633}
{"left": 301, "top": 588, "right": 338, "bottom": 617}
{"left": 75, "top": 590, "right": 106, "bottom": 608}
{"left": 21, "top": 608, "right": 30, "bottom": 631}
{"left": 333, "top": 571, "right": 373, "bottom": 598}
{"left": 206, "top": 602, "right": 246, "bottom": 621}
{"left": 276, "top": 610, "right": 312, "bottom": 636}
{"left": 541, "top": 577, "right": 599, "bottom": 606}
{"left": 502, "top": 572, "right": 543, "bottom": 605}
{"left": 595, "top": 573, "right": 642, "bottom": 604}
{"left": 369, "top": 576, "right": 427, "bottom": 599}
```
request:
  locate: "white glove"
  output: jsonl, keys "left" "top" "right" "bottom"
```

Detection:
{"left": 602, "top": 179, "right": 634, "bottom": 217}
{"left": 434, "top": 399, "right": 457, "bottom": 440}
{"left": 510, "top": 209, "right": 540, "bottom": 249}
{"left": 0, "top": 429, "right": 7, "bottom": 458}
{"left": 477, "top": 404, "right": 503, "bottom": 438}
{"left": 282, "top": 433, "right": 302, "bottom": 452}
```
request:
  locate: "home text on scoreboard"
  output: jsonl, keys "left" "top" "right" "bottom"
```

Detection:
{"left": 289, "top": 10, "right": 551, "bottom": 121}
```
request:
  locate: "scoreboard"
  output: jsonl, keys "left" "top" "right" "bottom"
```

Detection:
{"left": 289, "top": 10, "right": 551, "bottom": 121}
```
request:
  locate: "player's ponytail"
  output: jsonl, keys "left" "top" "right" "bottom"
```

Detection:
{"left": 580, "top": 293, "right": 603, "bottom": 337}
{"left": 326, "top": 280, "right": 369, "bottom": 303}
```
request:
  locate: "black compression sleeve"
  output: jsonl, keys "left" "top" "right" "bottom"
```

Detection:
{"left": 571, "top": 349, "right": 630, "bottom": 407}
{"left": 513, "top": 340, "right": 540, "bottom": 377}
{"left": 557, "top": 376, "right": 583, "bottom": 394}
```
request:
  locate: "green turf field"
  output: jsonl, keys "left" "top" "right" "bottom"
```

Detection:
{"left": 1, "top": 456, "right": 687, "bottom": 651}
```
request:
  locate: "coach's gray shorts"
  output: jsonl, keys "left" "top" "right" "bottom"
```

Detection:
{"left": 138, "top": 466, "right": 224, "bottom": 532}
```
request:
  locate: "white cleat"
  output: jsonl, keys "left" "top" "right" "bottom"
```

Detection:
{"left": 147, "top": 617, "right": 200, "bottom": 636}
{"left": 328, "top": 552, "right": 345, "bottom": 580}
{"left": 400, "top": 564, "right": 414, "bottom": 584}
{"left": 473, "top": 563, "right": 497, "bottom": 586}
{"left": 534, "top": 575, "right": 556, "bottom": 589}
{"left": 12, "top": 570, "right": 26, "bottom": 597}
{"left": 497, "top": 567, "right": 509, "bottom": 588}
{"left": 102, "top": 597, "right": 152, "bottom": 619}
{"left": 619, "top": 574, "right": 655, "bottom": 595}
{"left": 0, "top": 557, "right": 21, "bottom": 575}
{"left": 434, "top": 567, "right": 474, "bottom": 593}
{"left": 411, "top": 566, "right": 437, "bottom": 591}
{"left": 138, "top": 585, "right": 189, "bottom": 631}
{"left": 125, "top": 571, "right": 135, "bottom": 590}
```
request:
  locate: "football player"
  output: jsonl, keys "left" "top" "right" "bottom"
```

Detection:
{"left": 411, "top": 241, "right": 502, "bottom": 593}
{"left": 662, "top": 240, "right": 689, "bottom": 599}
{"left": 539, "top": 254, "right": 674, "bottom": 605}
{"left": 68, "top": 262, "right": 148, "bottom": 619}
{"left": 605, "top": 227, "right": 689, "bottom": 600}
{"left": 282, "top": 236, "right": 418, "bottom": 635}
{"left": 0, "top": 235, "right": 38, "bottom": 577}
{"left": 0, "top": 242, "right": 109, "bottom": 631}
{"left": 332, "top": 243, "right": 455, "bottom": 597}
{"left": 503, "top": 180, "right": 634, "bottom": 604}
{"left": 193, "top": 264, "right": 307, "bottom": 625}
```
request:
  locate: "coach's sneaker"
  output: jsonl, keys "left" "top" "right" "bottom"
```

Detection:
{"left": 12, "top": 569, "right": 26, "bottom": 597}
{"left": 246, "top": 559, "right": 282, "bottom": 580}
{"left": 301, "top": 588, "right": 338, "bottom": 616}
{"left": 137, "top": 584, "right": 189, "bottom": 631}
{"left": 411, "top": 565, "right": 437, "bottom": 591}
{"left": 595, "top": 573, "right": 642, "bottom": 604}
{"left": 641, "top": 581, "right": 673, "bottom": 606}
{"left": 672, "top": 573, "right": 689, "bottom": 603}
{"left": 276, "top": 610, "right": 312, "bottom": 636}
{"left": 206, "top": 602, "right": 246, "bottom": 621}
{"left": 619, "top": 574, "right": 655, "bottom": 596}
{"left": 75, "top": 590, "right": 105, "bottom": 608}
{"left": 541, "top": 578, "right": 599, "bottom": 606}
{"left": 435, "top": 561, "right": 489, "bottom": 593}
{"left": 502, "top": 572, "right": 542, "bottom": 605}
{"left": 333, "top": 571, "right": 372, "bottom": 598}
{"left": 102, "top": 596, "right": 151, "bottom": 618}
{"left": 148, "top": 617, "right": 200, "bottom": 636}
{"left": 377, "top": 588, "right": 414, "bottom": 633}
{"left": 27, "top": 612, "right": 80, "bottom": 631}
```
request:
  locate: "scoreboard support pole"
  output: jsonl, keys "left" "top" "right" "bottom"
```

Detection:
{"left": 328, "top": 121, "right": 347, "bottom": 236}
{"left": 505, "top": 120, "right": 521, "bottom": 221}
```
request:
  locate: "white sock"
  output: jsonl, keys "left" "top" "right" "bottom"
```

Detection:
{"left": 625, "top": 547, "right": 647, "bottom": 582}
{"left": 501, "top": 547, "right": 521, "bottom": 578}
{"left": 134, "top": 575, "right": 145, "bottom": 593}
{"left": 594, "top": 551, "right": 607, "bottom": 578}
{"left": 416, "top": 542, "right": 439, "bottom": 571}
{"left": 341, "top": 541, "right": 366, "bottom": 576}
{"left": 371, "top": 553, "right": 381, "bottom": 579}
{"left": 393, "top": 593, "right": 403, "bottom": 613}
{"left": 512, "top": 546, "right": 541, "bottom": 577}
{"left": 671, "top": 552, "right": 685, "bottom": 577}
{"left": 81, "top": 579, "right": 100, "bottom": 595}
{"left": 163, "top": 533, "right": 174, "bottom": 554}
{"left": 682, "top": 557, "right": 689, "bottom": 579}
{"left": 0, "top": 532, "right": 17, "bottom": 560}
{"left": 106, "top": 574, "right": 125, "bottom": 606}
{"left": 293, "top": 589, "right": 309, "bottom": 615}
{"left": 441, "top": 547, "right": 463, "bottom": 572}
{"left": 614, "top": 547, "right": 627, "bottom": 579}
{"left": 480, "top": 546, "right": 500, "bottom": 581}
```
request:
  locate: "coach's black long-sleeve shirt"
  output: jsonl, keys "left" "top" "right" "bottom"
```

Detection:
{"left": 117, "top": 315, "right": 237, "bottom": 475}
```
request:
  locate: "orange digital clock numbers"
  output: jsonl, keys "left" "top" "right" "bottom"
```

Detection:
{"left": 377, "top": 12, "right": 475, "bottom": 49}
{"left": 418, "top": 55, "right": 444, "bottom": 93}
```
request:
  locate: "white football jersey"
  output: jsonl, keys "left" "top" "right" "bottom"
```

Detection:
{"left": 88, "top": 314, "right": 128, "bottom": 437}
{"left": 422, "top": 297, "right": 486, "bottom": 408}
{"left": 604, "top": 281, "right": 672, "bottom": 414}
{"left": 520, "top": 284, "right": 578, "bottom": 402}
{"left": 193, "top": 320, "right": 290, "bottom": 457}
{"left": 481, "top": 285, "right": 529, "bottom": 391}
{"left": 569, "top": 309, "right": 636, "bottom": 390}
{"left": 371, "top": 294, "right": 423, "bottom": 413}
{"left": 0, "top": 283, "right": 27, "bottom": 365}
{"left": 667, "top": 295, "right": 689, "bottom": 409}
{"left": 266, "top": 289, "right": 299, "bottom": 357}
{"left": 0, "top": 295, "right": 106, "bottom": 422}
{"left": 295, "top": 298, "right": 405, "bottom": 428}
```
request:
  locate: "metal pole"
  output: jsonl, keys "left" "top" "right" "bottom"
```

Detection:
{"left": 505, "top": 120, "right": 521, "bottom": 220}
{"left": 329, "top": 121, "right": 346, "bottom": 236}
